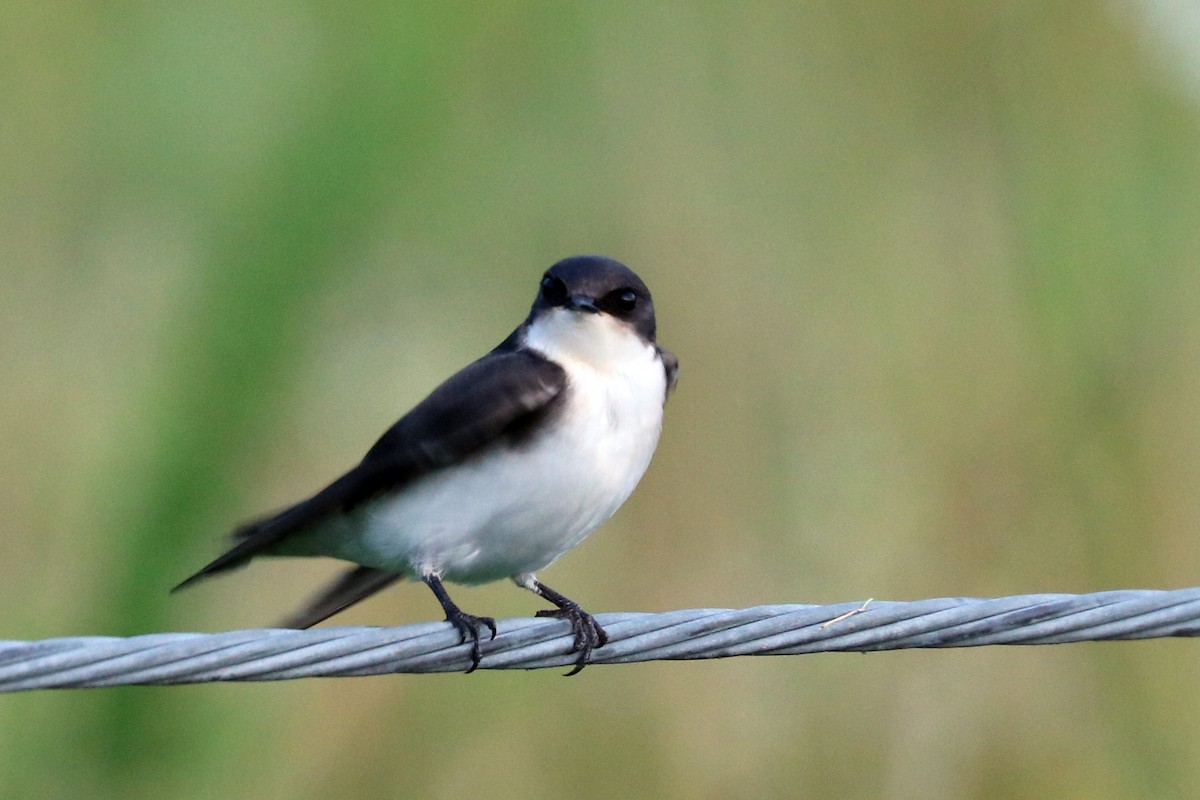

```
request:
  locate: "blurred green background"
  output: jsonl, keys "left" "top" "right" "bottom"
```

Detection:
{"left": 4, "top": 2, "right": 1200, "bottom": 798}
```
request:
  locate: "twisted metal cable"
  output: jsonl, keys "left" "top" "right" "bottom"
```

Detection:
{"left": 3, "top": 588, "right": 1199, "bottom": 691}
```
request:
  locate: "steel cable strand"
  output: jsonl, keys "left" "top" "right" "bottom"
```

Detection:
{"left": 3, "top": 589, "right": 1200, "bottom": 691}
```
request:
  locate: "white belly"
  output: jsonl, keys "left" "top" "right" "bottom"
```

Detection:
{"left": 329, "top": 333, "right": 666, "bottom": 583}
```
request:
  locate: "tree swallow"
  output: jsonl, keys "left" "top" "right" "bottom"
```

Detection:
{"left": 174, "top": 255, "right": 678, "bottom": 674}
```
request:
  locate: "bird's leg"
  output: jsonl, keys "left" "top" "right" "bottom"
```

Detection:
{"left": 423, "top": 574, "right": 496, "bottom": 673}
{"left": 516, "top": 574, "right": 608, "bottom": 676}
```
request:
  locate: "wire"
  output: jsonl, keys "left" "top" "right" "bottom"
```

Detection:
{"left": 3, "top": 589, "right": 1198, "bottom": 691}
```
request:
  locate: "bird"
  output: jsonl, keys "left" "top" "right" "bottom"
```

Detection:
{"left": 173, "top": 255, "right": 678, "bottom": 674}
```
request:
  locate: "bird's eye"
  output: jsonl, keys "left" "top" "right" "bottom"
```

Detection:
{"left": 597, "top": 288, "right": 640, "bottom": 316}
{"left": 540, "top": 275, "right": 567, "bottom": 304}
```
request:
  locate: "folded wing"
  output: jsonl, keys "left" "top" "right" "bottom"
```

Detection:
{"left": 173, "top": 349, "right": 567, "bottom": 591}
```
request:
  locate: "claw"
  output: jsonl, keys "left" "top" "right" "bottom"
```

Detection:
{"left": 535, "top": 603, "right": 608, "bottom": 676}
{"left": 424, "top": 574, "right": 497, "bottom": 673}
{"left": 446, "top": 610, "right": 497, "bottom": 673}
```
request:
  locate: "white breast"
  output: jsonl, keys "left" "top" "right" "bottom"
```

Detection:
{"left": 344, "top": 309, "right": 667, "bottom": 584}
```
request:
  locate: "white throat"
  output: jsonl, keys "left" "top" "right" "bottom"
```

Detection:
{"left": 522, "top": 308, "right": 654, "bottom": 373}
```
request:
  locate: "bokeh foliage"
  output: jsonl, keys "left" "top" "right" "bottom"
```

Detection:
{"left": 3, "top": 3, "right": 1200, "bottom": 798}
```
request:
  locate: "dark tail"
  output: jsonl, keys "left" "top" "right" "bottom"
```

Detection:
{"left": 172, "top": 462, "right": 387, "bottom": 594}
{"left": 171, "top": 502, "right": 307, "bottom": 592}
{"left": 170, "top": 533, "right": 267, "bottom": 592}
{"left": 277, "top": 566, "right": 403, "bottom": 629}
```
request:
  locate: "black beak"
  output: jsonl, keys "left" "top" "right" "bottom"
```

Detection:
{"left": 567, "top": 294, "right": 600, "bottom": 313}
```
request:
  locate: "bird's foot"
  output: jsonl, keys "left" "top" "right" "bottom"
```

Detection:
{"left": 445, "top": 609, "right": 497, "bottom": 674}
{"left": 536, "top": 601, "right": 608, "bottom": 676}
{"left": 424, "top": 574, "right": 497, "bottom": 673}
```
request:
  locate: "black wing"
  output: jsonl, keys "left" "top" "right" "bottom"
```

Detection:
{"left": 173, "top": 348, "right": 567, "bottom": 590}
{"left": 658, "top": 346, "right": 679, "bottom": 399}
